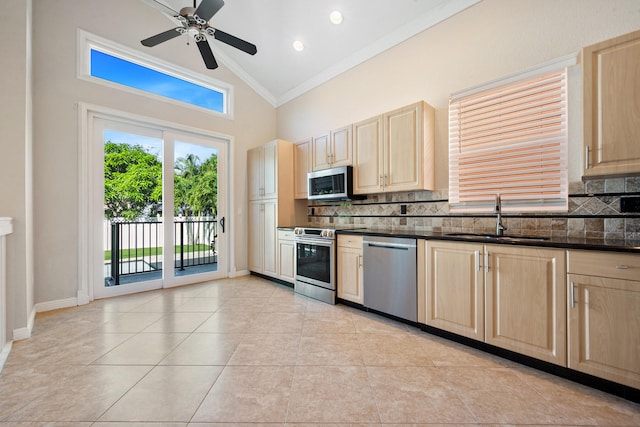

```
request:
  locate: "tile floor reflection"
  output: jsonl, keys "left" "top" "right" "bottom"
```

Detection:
{"left": 0, "top": 275, "right": 639, "bottom": 426}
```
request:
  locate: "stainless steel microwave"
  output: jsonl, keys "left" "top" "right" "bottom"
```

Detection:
{"left": 307, "top": 166, "right": 356, "bottom": 201}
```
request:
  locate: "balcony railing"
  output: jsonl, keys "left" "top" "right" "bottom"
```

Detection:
{"left": 105, "top": 218, "right": 217, "bottom": 286}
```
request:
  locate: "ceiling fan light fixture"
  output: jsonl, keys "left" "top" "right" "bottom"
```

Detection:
{"left": 329, "top": 10, "right": 343, "bottom": 25}
{"left": 293, "top": 40, "right": 304, "bottom": 52}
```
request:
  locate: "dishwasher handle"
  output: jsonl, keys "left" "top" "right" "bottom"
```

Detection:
{"left": 364, "top": 241, "right": 416, "bottom": 250}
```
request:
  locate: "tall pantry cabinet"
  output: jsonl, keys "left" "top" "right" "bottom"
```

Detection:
{"left": 248, "top": 139, "right": 306, "bottom": 277}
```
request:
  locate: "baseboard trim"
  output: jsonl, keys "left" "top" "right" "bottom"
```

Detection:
{"left": 0, "top": 340, "right": 13, "bottom": 373}
{"left": 35, "top": 297, "right": 78, "bottom": 313}
{"left": 230, "top": 269, "right": 250, "bottom": 278}
{"left": 13, "top": 326, "right": 31, "bottom": 341}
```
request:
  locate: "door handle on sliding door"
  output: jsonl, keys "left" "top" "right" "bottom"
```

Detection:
{"left": 220, "top": 217, "right": 225, "bottom": 233}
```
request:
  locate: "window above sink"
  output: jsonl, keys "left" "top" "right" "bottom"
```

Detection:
{"left": 448, "top": 55, "right": 577, "bottom": 214}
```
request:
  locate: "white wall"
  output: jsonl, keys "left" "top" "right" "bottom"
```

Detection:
{"left": 0, "top": 0, "right": 34, "bottom": 340}
{"left": 276, "top": 0, "right": 640, "bottom": 188}
{"left": 31, "top": 0, "right": 276, "bottom": 305}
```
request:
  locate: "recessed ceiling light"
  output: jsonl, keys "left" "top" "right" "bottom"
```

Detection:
{"left": 293, "top": 40, "right": 304, "bottom": 52}
{"left": 329, "top": 10, "right": 343, "bottom": 25}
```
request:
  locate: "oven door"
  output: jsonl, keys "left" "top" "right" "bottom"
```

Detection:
{"left": 295, "top": 238, "right": 335, "bottom": 290}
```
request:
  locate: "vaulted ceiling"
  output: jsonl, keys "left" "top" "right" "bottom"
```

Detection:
{"left": 142, "top": 0, "right": 481, "bottom": 106}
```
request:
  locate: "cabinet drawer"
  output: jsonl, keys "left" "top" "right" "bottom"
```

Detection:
{"left": 338, "top": 234, "right": 363, "bottom": 249}
{"left": 568, "top": 250, "right": 640, "bottom": 281}
{"left": 277, "top": 229, "right": 295, "bottom": 241}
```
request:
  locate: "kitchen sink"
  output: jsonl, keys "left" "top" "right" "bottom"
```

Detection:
{"left": 445, "top": 232, "right": 550, "bottom": 242}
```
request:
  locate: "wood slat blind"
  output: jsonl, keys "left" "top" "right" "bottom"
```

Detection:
{"left": 449, "top": 69, "right": 568, "bottom": 212}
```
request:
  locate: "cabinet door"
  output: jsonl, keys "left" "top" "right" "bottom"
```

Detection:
{"left": 583, "top": 29, "right": 640, "bottom": 176}
{"left": 485, "top": 246, "right": 566, "bottom": 366}
{"left": 247, "top": 147, "right": 264, "bottom": 200}
{"left": 384, "top": 103, "right": 421, "bottom": 192}
{"left": 426, "top": 241, "right": 484, "bottom": 341}
{"left": 262, "top": 201, "right": 278, "bottom": 277}
{"left": 263, "top": 142, "right": 278, "bottom": 199}
{"left": 278, "top": 239, "right": 295, "bottom": 283}
{"left": 312, "top": 133, "right": 331, "bottom": 171}
{"left": 568, "top": 274, "right": 640, "bottom": 389}
{"left": 330, "top": 125, "right": 352, "bottom": 167}
{"left": 294, "top": 140, "right": 311, "bottom": 199}
{"left": 353, "top": 115, "right": 383, "bottom": 194}
{"left": 248, "top": 201, "right": 264, "bottom": 272}
{"left": 337, "top": 246, "right": 363, "bottom": 304}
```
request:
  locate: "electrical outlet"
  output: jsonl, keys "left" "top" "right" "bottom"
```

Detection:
{"left": 400, "top": 204, "right": 407, "bottom": 215}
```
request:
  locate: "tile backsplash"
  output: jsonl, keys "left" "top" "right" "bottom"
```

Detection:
{"left": 308, "top": 177, "right": 640, "bottom": 241}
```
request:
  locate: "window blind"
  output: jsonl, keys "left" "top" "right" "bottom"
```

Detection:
{"left": 449, "top": 69, "right": 568, "bottom": 212}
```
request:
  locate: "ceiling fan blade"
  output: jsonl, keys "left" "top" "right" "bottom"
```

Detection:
{"left": 141, "top": 28, "right": 182, "bottom": 47}
{"left": 194, "top": 0, "right": 225, "bottom": 22}
{"left": 197, "top": 40, "right": 219, "bottom": 69}
{"left": 143, "top": 0, "right": 180, "bottom": 18}
{"left": 213, "top": 29, "right": 257, "bottom": 55}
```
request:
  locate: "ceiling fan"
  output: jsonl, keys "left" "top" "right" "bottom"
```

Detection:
{"left": 141, "top": 0, "right": 257, "bottom": 70}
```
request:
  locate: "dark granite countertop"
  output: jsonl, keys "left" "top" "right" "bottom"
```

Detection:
{"left": 337, "top": 228, "right": 640, "bottom": 253}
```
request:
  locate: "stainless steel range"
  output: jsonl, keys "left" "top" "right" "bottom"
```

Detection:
{"left": 293, "top": 226, "right": 338, "bottom": 304}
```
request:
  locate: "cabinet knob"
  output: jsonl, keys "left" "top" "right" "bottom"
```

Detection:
{"left": 615, "top": 265, "right": 630, "bottom": 269}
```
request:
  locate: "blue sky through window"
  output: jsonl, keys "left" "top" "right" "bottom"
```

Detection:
{"left": 91, "top": 49, "right": 224, "bottom": 113}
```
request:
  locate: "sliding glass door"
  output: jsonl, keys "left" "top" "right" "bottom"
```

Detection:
{"left": 94, "top": 119, "right": 227, "bottom": 299}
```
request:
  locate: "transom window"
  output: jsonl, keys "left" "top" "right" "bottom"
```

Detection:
{"left": 78, "top": 30, "right": 232, "bottom": 117}
{"left": 448, "top": 57, "right": 575, "bottom": 212}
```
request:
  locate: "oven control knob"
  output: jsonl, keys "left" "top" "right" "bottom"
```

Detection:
{"left": 323, "top": 230, "right": 334, "bottom": 238}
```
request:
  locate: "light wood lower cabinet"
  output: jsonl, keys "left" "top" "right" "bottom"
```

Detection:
{"left": 426, "top": 242, "right": 566, "bottom": 366}
{"left": 485, "top": 245, "right": 566, "bottom": 366}
{"left": 337, "top": 235, "right": 363, "bottom": 304}
{"left": 426, "top": 241, "right": 484, "bottom": 341}
{"left": 277, "top": 229, "right": 295, "bottom": 283}
{"left": 567, "top": 250, "right": 640, "bottom": 389}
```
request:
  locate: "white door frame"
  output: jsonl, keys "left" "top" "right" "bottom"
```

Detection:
{"left": 78, "top": 103, "right": 234, "bottom": 303}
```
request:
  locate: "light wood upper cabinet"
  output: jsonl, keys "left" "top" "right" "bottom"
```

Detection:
{"left": 485, "top": 245, "right": 566, "bottom": 366}
{"left": 583, "top": 29, "right": 640, "bottom": 177}
{"left": 311, "top": 126, "right": 352, "bottom": 171}
{"left": 567, "top": 250, "right": 640, "bottom": 389}
{"left": 330, "top": 125, "right": 352, "bottom": 168}
{"left": 426, "top": 241, "right": 484, "bottom": 341}
{"left": 353, "top": 101, "right": 435, "bottom": 194}
{"left": 263, "top": 141, "right": 278, "bottom": 199}
{"left": 312, "top": 133, "right": 331, "bottom": 171}
{"left": 294, "top": 139, "right": 311, "bottom": 199}
{"left": 247, "top": 147, "right": 264, "bottom": 201}
{"left": 353, "top": 115, "right": 384, "bottom": 194}
{"left": 384, "top": 102, "right": 434, "bottom": 192}
{"left": 248, "top": 140, "right": 278, "bottom": 200}
{"left": 337, "top": 235, "right": 364, "bottom": 304}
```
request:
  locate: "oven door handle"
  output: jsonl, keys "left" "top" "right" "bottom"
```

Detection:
{"left": 295, "top": 238, "right": 334, "bottom": 247}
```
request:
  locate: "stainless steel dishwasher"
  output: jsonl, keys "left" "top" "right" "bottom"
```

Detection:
{"left": 363, "top": 236, "right": 417, "bottom": 322}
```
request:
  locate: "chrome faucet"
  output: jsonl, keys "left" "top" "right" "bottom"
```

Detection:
{"left": 494, "top": 193, "right": 507, "bottom": 236}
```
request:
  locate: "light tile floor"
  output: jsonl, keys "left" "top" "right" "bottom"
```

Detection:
{"left": 0, "top": 275, "right": 639, "bottom": 426}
